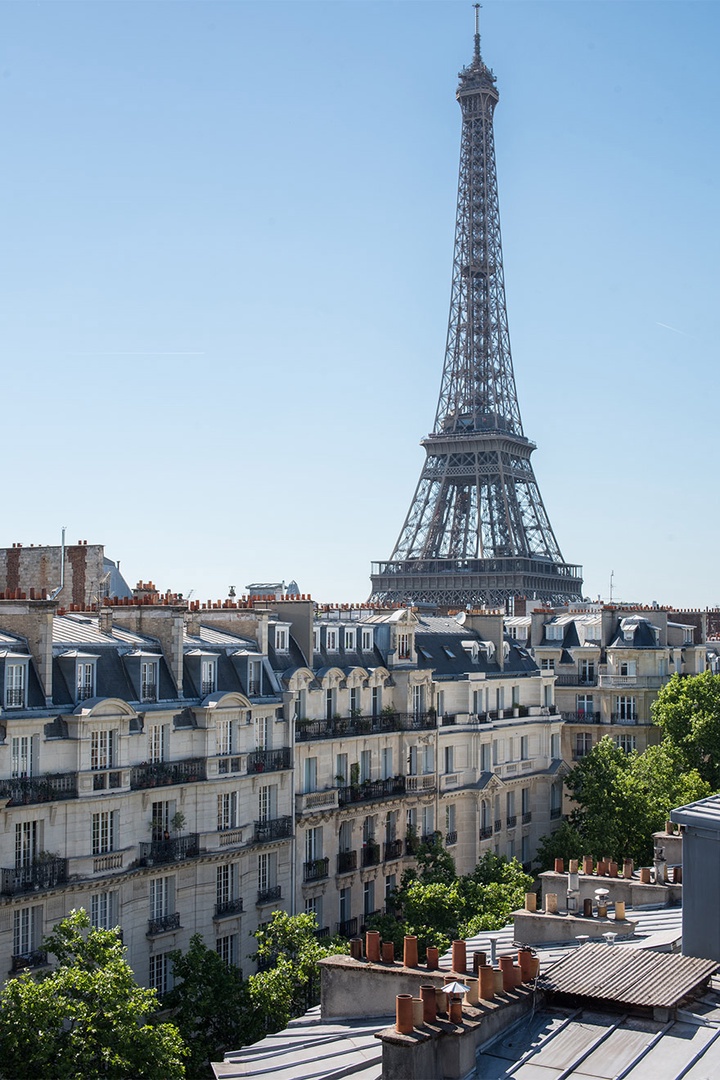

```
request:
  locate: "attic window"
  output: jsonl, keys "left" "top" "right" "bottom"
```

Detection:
{"left": 418, "top": 646, "right": 433, "bottom": 661}
{"left": 361, "top": 628, "right": 373, "bottom": 651}
{"left": 326, "top": 629, "right": 338, "bottom": 651}
{"left": 275, "top": 628, "right": 288, "bottom": 652}
{"left": 4, "top": 660, "right": 28, "bottom": 710}
{"left": 546, "top": 624, "right": 563, "bottom": 641}
{"left": 442, "top": 646, "right": 456, "bottom": 659}
{"left": 77, "top": 660, "right": 97, "bottom": 702}
{"left": 343, "top": 629, "right": 355, "bottom": 651}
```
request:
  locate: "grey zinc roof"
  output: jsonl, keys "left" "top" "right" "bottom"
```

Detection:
{"left": 184, "top": 625, "right": 257, "bottom": 649}
{"left": 671, "top": 794, "right": 720, "bottom": 831}
{"left": 538, "top": 941, "right": 717, "bottom": 1008}
{"left": 52, "top": 614, "right": 154, "bottom": 648}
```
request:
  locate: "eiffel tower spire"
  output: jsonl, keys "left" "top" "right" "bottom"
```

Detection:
{"left": 370, "top": 18, "right": 582, "bottom": 608}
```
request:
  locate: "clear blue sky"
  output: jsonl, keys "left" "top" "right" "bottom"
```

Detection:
{"left": 2, "top": 1, "right": 718, "bottom": 608}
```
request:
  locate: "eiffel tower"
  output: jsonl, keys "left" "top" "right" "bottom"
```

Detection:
{"left": 370, "top": 10, "right": 582, "bottom": 609}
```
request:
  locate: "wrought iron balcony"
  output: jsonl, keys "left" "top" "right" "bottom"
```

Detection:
{"left": 5, "top": 687, "right": 25, "bottom": 708}
{"left": 313, "top": 925, "right": 330, "bottom": 939}
{"left": 441, "top": 715, "right": 457, "bottom": 726}
{"left": 550, "top": 806, "right": 563, "bottom": 820}
{"left": 139, "top": 834, "right": 200, "bottom": 866}
{"left": 383, "top": 838, "right": 403, "bottom": 861}
{"left": 445, "top": 831, "right": 458, "bottom": 846}
{"left": 257, "top": 885, "right": 282, "bottom": 905}
{"left": 361, "top": 843, "right": 380, "bottom": 868}
{"left": 421, "top": 832, "right": 440, "bottom": 847}
{"left": 0, "top": 772, "right": 78, "bottom": 806}
{"left": 130, "top": 758, "right": 206, "bottom": 789}
{"left": 522, "top": 812, "right": 532, "bottom": 824}
{"left": 10, "top": 950, "right": 47, "bottom": 972}
{"left": 295, "top": 712, "right": 436, "bottom": 742}
{"left": 336, "top": 850, "right": 357, "bottom": 874}
{"left": 337, "top": 776, "right": 406, "bottom": 806}
{"left": 253, "top": 816, "right": 293, "bottom": 844}
{"left": 140, "top": 681, "right": 157, "bottom": 703}
{"left": 336, "top": 917, "right": 358, "bottom": 938}
{"left": 303, "top": 857, "right": 329, "bottom": 882}
{"left": 1, "top": 857, "right": 68, "bottom": 895}
{"left": 611, "top": 713, "right": 639, "bottom": 725}
{"left": 214, "top": 897, "right": 244, "bottom": 919}
{"left": 247, "top": 748, "right": 292, "bottom": 774}
{"left": 507, "top": 815, "right": 517, "bottom": 828}
{"left": 479, "top": 826, "right": 493, "bottom": 840}
{"left": 147, "top": 912, "right": 181, "bottom": 936}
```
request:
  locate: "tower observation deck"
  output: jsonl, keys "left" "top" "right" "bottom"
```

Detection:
{"left": 370, "top": 13, "right": 582, "bottom": 609}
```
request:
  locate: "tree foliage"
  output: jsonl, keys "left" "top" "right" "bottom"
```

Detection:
{"left": 536, "top": 735, "right": 710, "bottom": 868}
{"left": 651, "top": 671, "right": 720, "bottom": 788}
{"left": 0, "top": 910, "right": 186, "bottom": 1080}
{"left": 368, "top": 847, "right": 532, "bottom": 957}
{"left": 166, "top": 935, "right": 255, "bottom": 1078}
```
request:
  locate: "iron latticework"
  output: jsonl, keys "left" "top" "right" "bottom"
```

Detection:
{"left": 371, "top": 16, "right": 582, "bottom": 608}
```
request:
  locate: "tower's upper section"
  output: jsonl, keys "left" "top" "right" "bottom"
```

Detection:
{"left": 432, "top": 14, "right": 523, "bottom": 440}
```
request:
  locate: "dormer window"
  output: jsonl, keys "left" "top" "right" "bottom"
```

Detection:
{"left": 313, "top": 628, "right": 320, "bottom": 655}
{"left": 141, "top": 660, "right": 158, "bottom": 703}
{"left": 201, "top": 659, "right": 217, "bottom": 696}
{"left": 5, "top": 660, "right": 28, "bottom": 709}
{"left": 546, "top": 624, "right": 563, "bottom": 641}
{"left": 361, "top": 628, "right": 373, "bottom": 651}
{"left": 397, "top": 633, "right": 411, "bottom": 660}
{"left": 344, "top": 629, "right": 356, "bottom": 651}
{"left": 684, "top": 628, "right": 694, "bottom": 645}
{"left": 275, "top": 627, "right": 289, "bottom": 652}
{"left": 77, "top": 660, "right": 96, "bottom": 702}
{"left": 326, "top": 629, "right": 338, "bottom": 651}
{"left": 247, "top": 659, "right": 261, "bottom": 696}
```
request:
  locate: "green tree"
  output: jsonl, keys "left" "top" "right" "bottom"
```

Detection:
{"left": 0, "top": 910, "right": 186, "bottom": 1080}
{"left": 250, "top": 911, "right": 348, "bottom": 1033}
{"left": 652, "top": 671, "right": 720, "bottom": 788}
{"left": 166, "top": 935, "right": 256, "bottom": 1078}
{"left": 535, "top": 736, "right": 711, "bottom": 868}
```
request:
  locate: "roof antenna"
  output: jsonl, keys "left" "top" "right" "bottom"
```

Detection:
{"left": 473, "top": 3, "right": 482, "bottom": 63}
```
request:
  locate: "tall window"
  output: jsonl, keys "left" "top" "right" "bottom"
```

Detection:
{"left": 13, "top": 907, "right": 39, "bottom": 959}
{"left": 344, "top": 629, "right": 356, "bottom": 651}
{"left": 148, "top": 953, "right": 172, "bottom": 996}
{"left": 615, "top": 696, "right": 637, "bottom": 721}
{"left": 217, "top": 719, "right": 233, "bottom": 757}
{"left": 381, "top": 746, "right": 393, "bottom": 780}
{"left": 385, "top": 810, "right": 397, "bottom": 842}
{"left": 275, "top": 627, "right": 288, "bottom": 651}
{"left": 91, "top": 730, "right": 115, "bottom": 771}
{"left": 148, "top": 724, "right": 168, "bottom": 764}
{"left": 349, "top": 686, "right": 360, "bottom": 715}
{"left": 397, "top": 633, "right": 411, "bottom": 660}
{"left": 575, "top": 732, "right": 593, "bottom": 758}
{"left": 339, "top": 887, "right": 350, "bottom": 925}
{"left": 520, "top": 735, "right": 529, "bottom": 760}
{"left": 5, "top": 663, "right": 27, "bottom": 708}
{"left": 254, "top": 715, "right": 269, "bottom": 750}
{"left": 360, "top": 750, "right": 371, "bottom": 784}
{"left": 201, "top": 659, "right": 217, "bottom": 696}
{"left": 412, "top": 684, "right": 424, "bottom": 717}
{"left": 11, "top": 735, "right": 35, "bottom": 778}
{"left": 303, "top": 757, "right": 317, "bottom": 794}
{"left": 421, "top": 743, "right": 434, "bottom": 775}
{"left": 371, "top": 686, "right": 381, "bottom": 717}
{"left": 338, "top": 820, "right": 352, "bottom": 852}
{"left": 336, "top": 753, "right": 348, "bottom": 785}
{"left": 326, "top": 630, "right": 338, "bottom": 652}
{"left": 615, "top": 734, "right": 637, "bottom": 754}
{"left": 258, "top": 852, "right": 277, "bottom": 893}
{"left": 521, "top": 787, "right": 530, "bottom": 814}
{"left": 579, "top": 659, "right": 596, "bottom": 684}
{"left": 15, "top": 821, "right": 39, "bottom": 868}
{"left": 247, "top": 660, "right": 261, "bottom": 696}
{"left": 258, "top": 784, "right": 276, "bottom": 823}
{"left": 150, "top": 876, "right": 173, "bottom": 920}
{"left": 91, "top": 891, "right": 117, "bottom": 930}
{"left": 362, "top": 629, "right": 373, "bottom": 651}
{"left": 480, "top": 743, "right": 491, "bottom": 772}
{"left": 151, "top": 801, "right": 171, "bottom": 841}
{"left": 305, "top": 826, "right": 322, "bottom": 862}
{"left": 550, "top": 733, "right": 560, "bottom": 759}
{"left": 444, "top": 746, "right": 454, "bottom": 774}
{"left": 216, "top": 934, "right": 237, "bottom": 966}
{"left": 363, "top": 879, "right": 375, "bottom": 916}
{"left": 577, "top": 694, "right": 594, "bottom": 718}
{"left": 445, "top": 803, "right": 456, "bottom": 837}
{"left": 325, "top": 688, "right": 335, "bottom": 720}
{"left": 217, "top": 792, "right": 239, "bottom": 831}
{"left": 362, "top": 815, "right": 375, "bottom": 844}
{"left": 76, "top": 661, "right": 95, "bottom": 701}
{"left": 421, "top": 806, "right": 434, "bottom": 839}
{"left": 92, "top": 811, "right": 117, "bottom": 855}
{"left": 217, "top": 863, "right": 238, "bottom": 908}
{"left": 140, "top": 660, "right": 158, "bottom": 702}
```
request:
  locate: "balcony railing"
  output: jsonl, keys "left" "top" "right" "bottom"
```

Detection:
{"left": 611, "top": 713, "right": 639, "bottom": 725}
{"left": 1, "top": 857, "right": 68, "bottom": 895}
{"left": 337, "top": 917, "right": 358, "bottom": 938}
{"left": 253, "top": 816, "right": 293, "bottom": 844}
{"left": 296, "top": 789, "right": 339, "bottom": 815}
{"left": 314, "top": 926, "right": 331, "bottom": 940}
{"left": 441, "top": 715, "right": 457, "bottom": 726}
{"left": 140, "top": 681, "right": 157, "bottom": 703}
{"left": 383, "top": 838, "right": 403, "bottom": 861}
{"left": 214, "top": 898, "right": 244, "bottom": 919}
{"left": 561, "top": 711, "right": 602, "bottom": 723}
{"left": 338, "top": 776, "right": 406, "bottom": 806}
{"left": 479, "top": 826, "right": 493, "bottom": 841}
{"left": 337, "top": 850, "right": 357, "bottom": 874}
{"left": 522, "top": 812, "right": 532, "bottom": 824}
{"left": 303, "top": 857, "right": 329, "bottom": 882}
{"left": 247, "top": 748, "right": 292, "bottom": 774}
{"left": 5, "top": 687, "right": 25, "bottom": 708}
{"left": 147, "top": 912, "right": 181, "bottom": 936}
{"left": 130, "top": 758, "right": 206, "bottom": 789}
{"left": 550, "top": 806, "right": 563, "bottom": 820}
{"left": 295, "top": 712, "right": 436, "bottom": 742}
{"left": 405, "top": 836, "right": 420, "bottom": 856}
{"left": 507, "top": 815, "right": 517, "bottom": 828}
{"left": 10, "top": 950, "right": 47, "bottom": 972}
{"left": 0, "top": 772, "right": 78, "bottom": 806}
{"left": 445, "top": 831, "right": 457, "bottom": 846}
{"left": 405, "top": 775, "right": 435, "bottom": 794}
{"left": 361, "top": 843, "right": 380, "bottom": 868}
{"left": 257, "top": 885, "right": 282, "bottom": 905}
{"left": 139, "top": 834, "right": 200, "bottom": 866}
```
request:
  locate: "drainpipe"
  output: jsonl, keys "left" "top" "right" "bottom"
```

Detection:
{"left": 50, "top": 526, "right": 67, "bottom": 601}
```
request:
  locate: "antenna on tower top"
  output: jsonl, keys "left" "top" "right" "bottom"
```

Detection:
{"left": 473, "top": 3, "right": 482, "bottom": 62}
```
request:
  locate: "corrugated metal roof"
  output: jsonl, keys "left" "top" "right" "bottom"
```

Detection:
{"left": 671, "top": 794, "right": 720, "bottom": 830}
{"left": 52, "top": 614, "right": 152, "bottom": 647}
{"left": 540, "top": 942, "right": 717, "bottom": 1008}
